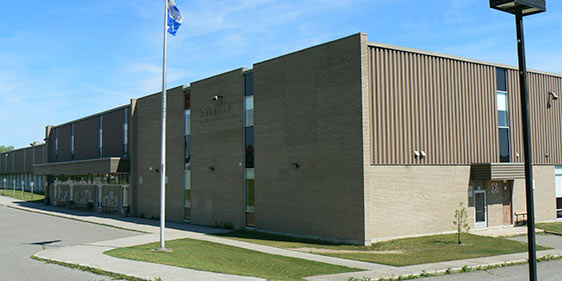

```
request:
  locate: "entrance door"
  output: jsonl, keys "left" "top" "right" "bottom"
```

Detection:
{"left": 474, "top": 190, "right": 487, "bottom": 228}
{"left": 502, "top": 182, "right": 513, "bottom": 225}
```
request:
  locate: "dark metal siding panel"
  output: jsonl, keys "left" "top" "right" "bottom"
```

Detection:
{"left": 14, "top": 150, "right": 25, "bottom": 173}
{"left": 74, "top": 117, "right": 100, "bottom": 160}
{"left": 57, "top": 124, "right": 72, "bottom": 162}
{"left": 34, "top": 145, "right": 45, "bottom": 164}
{"left": 0, "top": 154, "right": 5, "bottom": 173}
{"left": 369, "top": 46, "right": 497, "bottom": 165}
{"left": 48, "top": 129, "right": 56, "bottom": 163}
{"left": 102, "top": 108, "right": 126, "bottom": 158}
{"left": 471, "top": 164, "right": 492, "bottom": 180}
{"left": 25, "top": 147, "right": 33, "bottom": 172}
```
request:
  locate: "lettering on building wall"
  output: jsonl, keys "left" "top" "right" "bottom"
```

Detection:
{"left": 197, "top": 104, "right": 237, "bottom": 124}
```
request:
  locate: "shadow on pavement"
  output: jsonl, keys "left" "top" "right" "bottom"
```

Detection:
{"left": 12, "top": 200, "right": 230, "bottom": 235}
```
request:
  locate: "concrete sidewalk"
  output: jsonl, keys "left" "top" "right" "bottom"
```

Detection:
{"left": 2, "top": 195, "right": 561, "bottom": 281}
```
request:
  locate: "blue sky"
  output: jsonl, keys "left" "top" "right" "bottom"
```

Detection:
{"left": 1, "top": 0, "right": 561, "bottom": 148}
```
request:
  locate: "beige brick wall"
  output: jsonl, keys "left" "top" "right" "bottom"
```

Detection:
{"left": 364, "top": 165, "right": 472, "bottom": 242}
{"left": 512, "top": 166, "right": 557, "bottom": 222}
{"left": 254, "top": 34, "right": 366, "bottom": 244}
{"left": 131, "top": 86, "right": 185, "bottom": 222}
{"left": 189, "top": 68, "right": 246, "bottom": 229}
{"left": 363, "top": 165, "right": 558, "bottom": 243}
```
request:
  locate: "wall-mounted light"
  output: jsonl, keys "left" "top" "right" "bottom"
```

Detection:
{"left": 548, "top": 91, "right": 559, "bottom": 108}
{"left": 208, "top": 166, "right": 215, "bottom": 171}
{"left": 420, "top": 150, "right": 426, "bottom": 159}
{"left": 149, "top": 166, "right": 159, "bottom": 173}
{"left": 211, "top": 95, "right": 223, "bottom": 102}
{"left": 291, "top": 162, "right": 300, "bottom": 168}
{"left": 413, "top": 150, "right": 420, "bottom": 159}
{"left": 545, "top": 153, "right": 549, "bottom": 158}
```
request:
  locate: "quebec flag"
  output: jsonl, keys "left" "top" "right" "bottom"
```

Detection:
{"left": 167, "top": 0, "right": 183, "bottom": 36}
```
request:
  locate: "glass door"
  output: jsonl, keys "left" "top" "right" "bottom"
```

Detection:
{"left": 474, "top": 190, "right": 487, "bottom": 228}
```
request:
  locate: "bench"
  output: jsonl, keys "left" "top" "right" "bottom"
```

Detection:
{"left": 515, "top": 211, "right": 527, "bottom": 226}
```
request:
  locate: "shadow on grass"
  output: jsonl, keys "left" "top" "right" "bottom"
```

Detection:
{"left": 212, "top": 229, "right": 344, "bottom": 246}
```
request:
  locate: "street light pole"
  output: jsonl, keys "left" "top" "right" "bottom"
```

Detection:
{"left": 515, "top": 11, "right": 538, "bottom": 281}
{"left": 489, "top": 2, "right": 546, "bottom": 281}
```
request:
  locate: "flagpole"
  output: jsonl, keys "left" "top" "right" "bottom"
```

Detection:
{"left": 159, "top": 0, "right": 168, "bottom": 251}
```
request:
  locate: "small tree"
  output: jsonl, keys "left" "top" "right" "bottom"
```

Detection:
{"left": 453, "top": 202, "right": 470, "bottom": 244}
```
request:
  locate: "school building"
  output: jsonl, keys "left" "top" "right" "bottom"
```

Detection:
{"left": 1, "top": 33, "right": 561, "bottom": 245}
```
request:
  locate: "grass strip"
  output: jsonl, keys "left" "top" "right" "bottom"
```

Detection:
{"left": 346, "top": 254, "right": 562, "bottom": 281}
{"left": 105, "top": 237, "right": 361, "bottom": 281}
{"left": 31, "top": 255, "right": 159, "bottom": 281}
{"left": 536, "top": 222, "right": 562, "bottom": 236}
{"left": 212, "top": 230, "right": 550, "bottom": 266}
{"left": 1, "top": 189, "right": 45, "bottom": 202}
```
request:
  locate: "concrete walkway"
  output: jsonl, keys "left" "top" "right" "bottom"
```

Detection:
{"left": 2, "top": 195, "right": 561, "bottom": 281}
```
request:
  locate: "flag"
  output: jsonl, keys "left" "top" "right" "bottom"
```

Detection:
{"left": 167, "top": 0, "right": 183, "bottom": 36}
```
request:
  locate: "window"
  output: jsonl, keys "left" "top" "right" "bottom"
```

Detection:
{"left": 71, "top": 123, "right": 75, "bottom": 160}
{"left": 184, "top": 110, "right": 191, "bottom": 165}
{"left": 245, "top": 96, "right": 254, "bottom": 126}
{"left": 556, "top": 167, "right": 562, "bottom": 218}
{"left": 123, "top": 108, "right": 128, "bottom": 157}
{"left": 55, "top": 128, "right": 59, "bottom": 161}
{"left": 99, "top": 116, "right": 103, "bottom": 157}
{"left": 184, "top": 101, "right": 191, "bottom": 220}
{"left": 245, "top": 126, "right": 254, "bottom": 168}
{"left": 184, "top": 169, "right": 191, "bottom": 220}
{"left": 244, "top": 72, "right": 255, "bottom": 227}
{"left": 497, "top": 68, "right": 510, "bottom": 162}
{"left": 245, "top": 169, "right": 255, "bottom": 212}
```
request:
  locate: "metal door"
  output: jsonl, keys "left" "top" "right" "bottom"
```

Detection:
{"left": 474, "top": 190, "right": 487, "bottom": 228}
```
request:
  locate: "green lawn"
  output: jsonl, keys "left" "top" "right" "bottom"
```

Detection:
{"left": 212, "top": 230, "right": 549, "bottom": 266}
{"left": 105, "top": 238, "right": 360, "bottom": 281}
{"left": 0, "top": 189, "right": 44, "bottom": 202}
{"left": 536, "top": 222, "right": 562, "bottom": 234}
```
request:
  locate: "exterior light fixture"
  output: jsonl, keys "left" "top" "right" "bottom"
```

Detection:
{"left": 291, "top": 162, "right": 300, "bottom": 168}
{"left": 490, "top": 0, "right": 545, "bottom": 16}
{"left": 419, "top": 151, "right": 426, "bottom": 158}
{"left": 211, "top": 95, "right": 223, "bottom": 102}
{"left": 208, "top": 166, "right": 215, "bottom": 171}
{"left": 149, "top": 166, "right": 160, "bottom": 173}
{"left": 413, "top": 151, "right": 420, "bottom": 159}
{"left": 547, "top": 91, "right": 558, "bottom": 108}
{"left": 489, "top": 1, "right": 546, "bottom": 280}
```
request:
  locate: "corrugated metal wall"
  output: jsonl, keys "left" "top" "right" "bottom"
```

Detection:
{"left": 368, "top": 46, "right": 498, "bottom": 165}
{"left": 509, "top": 70, "right": 562, "bottom": 164}
{"left": 368, "top": 45, "right": 562, "bottom": 165}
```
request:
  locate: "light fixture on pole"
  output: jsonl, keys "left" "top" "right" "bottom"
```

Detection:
{"left": 489, "top": 1, "right": 546, "bottom": 281}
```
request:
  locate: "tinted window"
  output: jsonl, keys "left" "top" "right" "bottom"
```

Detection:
{"left": 244, "top": 72, "right": 254, "bottom": 97}
{"left": 184, "top": 135, "right": 191, "bottom": 164}
{"left": 245, "top": 126, "right": 254, "bottom": 168}
{"left": 497, "top": 68, "right": 506, "bottom": 92}
{"left": 499, "top": 128, "right": 510, "bottom": 162}
{"left": 498, "top": 111, "right": 508, "bottom": 127}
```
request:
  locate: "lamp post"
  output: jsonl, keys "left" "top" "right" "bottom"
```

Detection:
{"left": 30, "top": 181, "right": 34, "bottom": 201}
{"left": 489, "top": 1, "right": 546, "bottom": 281}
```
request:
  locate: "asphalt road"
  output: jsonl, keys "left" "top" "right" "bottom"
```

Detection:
{"left": 422, "top": 233, "right": 562, "bottom": 281}
{"left": 0, "top": 204, "right": 141, "bottom": 281}
{"left": 421, "top": 259, "right": 562, "bottom": 281}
